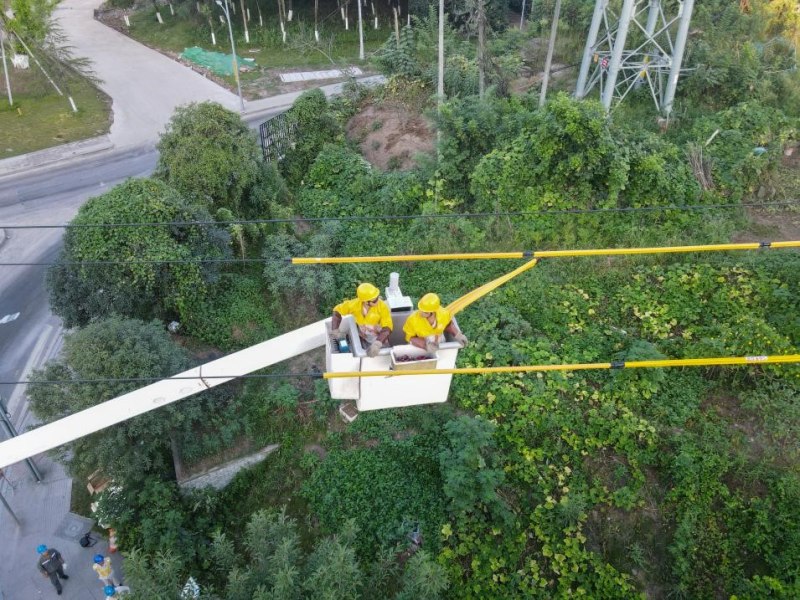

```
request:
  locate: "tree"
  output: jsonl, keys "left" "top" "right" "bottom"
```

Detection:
{"left": 438, "top": 415, "right": 508, "bottom": 517}
{"left": 1, "top": 0, "right": 96, "bottom": 85}
{"left": 47, "top": 178, "right": 230, "bottom": 327}
{"left": 470, "top": 93, "right": 629, "bottom": 212}
{"left": 395, "top": 551, "right": 449, "bottom": 600}
{"left": 155, "top": 102, "right": 263, "bottom": 215}
{"left": 27, "top": 317, "right": 191, "bottom": 482}
{"left": 279, "top": 89, "right": 343, "bottom": 187}
{"left": 121, "top": 510, "right": 365, "bottom": 600}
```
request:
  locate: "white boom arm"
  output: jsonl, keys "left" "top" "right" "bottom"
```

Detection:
{"left": 0, "top": 320, "right": 328, "bottom": 470}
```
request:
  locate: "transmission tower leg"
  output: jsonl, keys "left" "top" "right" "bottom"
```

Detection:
{"left": 575, "top": 0, "right": 606, "bottom": 99}
{"left": 662, "top": 0, "right": 694, "bottom": 117}
{"left": 645, "top": 0, "right": 660, "bottom": 37}
{"left": 601, "top": 0, "right": 636, "bottom": 109}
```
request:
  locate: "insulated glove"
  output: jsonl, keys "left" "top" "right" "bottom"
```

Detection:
{"left": 330, "top": 327, "right": 346, "bottom": 340}
{"left": 425, "top": 339, "right": 440, "bottom": 353}
{"left": 454, "top": 332, "right": 469, "bottom": 348}
{"left": 367, "top": 341, "right": 383, "bottom": 357}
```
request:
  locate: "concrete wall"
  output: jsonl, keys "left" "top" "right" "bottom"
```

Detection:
{"left": 178, "top": 444, "right": 280, "bottom": 491}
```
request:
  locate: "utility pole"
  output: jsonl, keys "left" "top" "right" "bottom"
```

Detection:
{"left": 539, "top": 0, "right": 561, "bottom": 107}
{"left": 0, "top": 397, "right": 42, "bottom": 482}
{"left": 217, "top": 0, "right": 245, "bottom": 112}
{"left": 519, "top": 0, "right": 526, "bottom": 29}
{"left": 357, "top": 0, "right": 364, "bottom": 60}
{"left": 437, "top": 0, "right": 444, "bottom": 112}
{"left": 0, "top": 488, "right": 20, "bottom": 526}
{"left": 477, "top": 0, "right": 486, "bottom": 98}
{"left": 0, "top": 21, "right": 12, "bottom": 106}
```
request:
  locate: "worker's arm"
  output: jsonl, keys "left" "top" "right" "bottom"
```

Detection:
{"left": 331, "top": 311, "right": 343, "bottom": 331}
{"left": 445, "top": 319, "right": 468, "bottom": 348}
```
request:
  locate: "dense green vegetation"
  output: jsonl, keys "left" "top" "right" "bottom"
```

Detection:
{"left": 28, "top": 1, "right": 800, "bottom": 598}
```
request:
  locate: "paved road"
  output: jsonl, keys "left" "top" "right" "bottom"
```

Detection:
{"left": 56, "top": 0, "right": 239, "bottom": 148}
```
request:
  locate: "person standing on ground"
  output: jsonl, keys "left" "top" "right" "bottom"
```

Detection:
{"left": 37, "top": 544, "right": 69, "bottom": 595}
{"left": 104, "top": 584, "right": 131, "bottom": 596}
{"left": 331, "top": 282, "right": 393, "bottom": 357}
{"left": 93, "top": 553, "right": 120, "bottom": 587}
{"left": 403, "top": 293, "right": 468, "bottom": 352}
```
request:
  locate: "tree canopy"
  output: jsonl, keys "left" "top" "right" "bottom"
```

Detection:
{"left": 47, "top": 178, "right": 230, "bottom": 327}
{"left": 155, "top": 102, "right": 263, "bottom": 216}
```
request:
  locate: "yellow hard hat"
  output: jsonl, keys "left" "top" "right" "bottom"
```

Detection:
{"left": 418, "top": 293, "right": 441, "bottom": 312}
{"left": 357, "top": 283, "right": 380, "bottom": 302}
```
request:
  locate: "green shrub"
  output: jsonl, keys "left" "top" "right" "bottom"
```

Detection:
{"left": 182, "top": 274, "right": 276, "bottom": 351}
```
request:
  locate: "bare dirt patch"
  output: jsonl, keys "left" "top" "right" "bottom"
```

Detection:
{"left": 346, "top": 103, "right": 435, "bottom": 171}
{"left": 732, "top": 206, "right": 800, "bottom": 242}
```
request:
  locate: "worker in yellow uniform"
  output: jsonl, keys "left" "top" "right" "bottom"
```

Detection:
{"left": 403, "top": 293, "right": 468, "bottom": 353}
{"left": 331, "top": 283, "right": 393, "bottom": 357}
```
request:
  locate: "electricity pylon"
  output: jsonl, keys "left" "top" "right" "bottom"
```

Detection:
{"left": 575, "top": 0, "right": 695, "bottom": 116}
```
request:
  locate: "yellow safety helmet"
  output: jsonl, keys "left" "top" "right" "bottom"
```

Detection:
{"left": 357, "top": 282, "right": 380, "bottom": 302}
{"left": 418, "top": 293, "right": 441, "bottom": 312}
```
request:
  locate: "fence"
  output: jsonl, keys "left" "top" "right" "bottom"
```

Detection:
{"left": 259, "top": 112, "right": 297, "bottom": 163}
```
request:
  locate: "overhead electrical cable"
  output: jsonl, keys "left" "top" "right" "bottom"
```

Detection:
{"left": 3, "top": 353, "right": 798, "bottom": 387}
{"left": 2, "top": 240, "right": 798, "bottom": 268}
{"left": 1, "top": 200, "right": 798, "bottom": 230}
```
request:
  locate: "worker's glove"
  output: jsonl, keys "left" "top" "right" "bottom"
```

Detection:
{"left": 330, "top": 327, "right": 346, "bottom": 340}
{"left": 425, "top": 339, "right": 440, "bottom": 353}
{"left": 454, "top": 333, "right": 469, "bottom": 348}
{"left": 367, "top": 341, "right": 383, "bottom": 357}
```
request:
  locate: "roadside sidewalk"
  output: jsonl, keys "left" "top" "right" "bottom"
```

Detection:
{"left": 0, "top": 455, "right": 120, "bottom": 600}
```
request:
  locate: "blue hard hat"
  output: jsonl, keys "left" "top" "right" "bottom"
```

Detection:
{"left": 94, "top": 553, "right": 105, "bottom": 564}
{"left": 36, "top": 544, "right": 47, "bottom": 553}
{"left": 104, "top": 585, "right": 116, "bottom": 596}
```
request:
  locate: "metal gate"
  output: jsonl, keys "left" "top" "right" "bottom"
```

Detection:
{"left": 259, "top": 112, "right": 296, "bottom": 163}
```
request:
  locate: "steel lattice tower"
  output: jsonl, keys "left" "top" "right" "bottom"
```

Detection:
{"left": 575, "top": 0, "right": 695, "bottom": 116}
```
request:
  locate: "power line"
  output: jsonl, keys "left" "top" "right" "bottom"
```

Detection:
{"left": 1, "top": 200, "right": 797, "bottom": 231}
{"left": 4, "top": 353, "right": 798, "bottom": 387}
{"left": 0, "top": 372, "right": 317, "bottom": 386}
{"left": 2, "top": 240, "right": 798, "bottom": 268}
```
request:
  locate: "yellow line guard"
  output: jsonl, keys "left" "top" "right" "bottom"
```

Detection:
{"left": 293, "top": 241, "right": 799, "bottom": 264}
{"left": 322, "top": 354, "right": 800, "bottom": 379}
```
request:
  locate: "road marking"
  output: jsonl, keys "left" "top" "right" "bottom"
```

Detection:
{"left": 0, "top": 312, "right": 20, "bottom": 325}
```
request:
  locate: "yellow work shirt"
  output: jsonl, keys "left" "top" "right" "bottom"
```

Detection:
{"left": 334, "top": 297, "right": 393, "bottom": 331}
{"left": 93, "top": 558, "right": 113, "bottom": 578}
{"left": 403, "top": 308, "right": 452, "bottom": 341}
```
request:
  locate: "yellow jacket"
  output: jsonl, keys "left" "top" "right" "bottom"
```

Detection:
{"left": 403, "top": 308, "right": 452, "bottom": 341}
{"left": 93, "top": 558, "right": 113, "bottom": 579}
{"left": 334, "top": 297, "right": 393, "bottom": 330}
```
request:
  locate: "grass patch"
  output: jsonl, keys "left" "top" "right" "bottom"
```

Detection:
{"left": 118, "top": 2, "right": 388, "bottom": 96}
{"left": 0, "top": 71, "right": 111, "bottom": 158}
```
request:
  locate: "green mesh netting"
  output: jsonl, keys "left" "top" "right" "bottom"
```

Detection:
{"left": 180, "top": 46, "right": 255, "bottom": 76}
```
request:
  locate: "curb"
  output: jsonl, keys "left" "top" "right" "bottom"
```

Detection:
{"left": 0, "top": 75, "right": 386, "bottom": 182}
{"left": 0, "top": 135, "right": 115, "bottom": 181}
